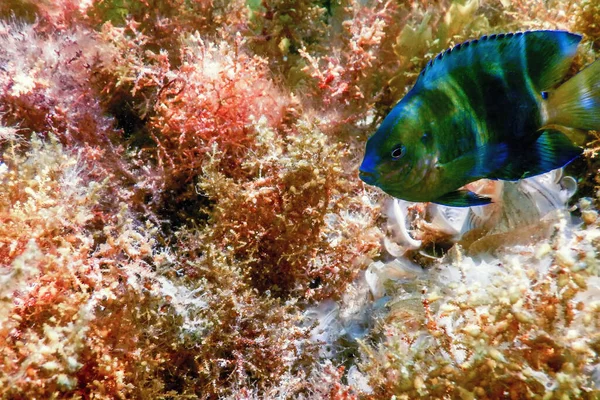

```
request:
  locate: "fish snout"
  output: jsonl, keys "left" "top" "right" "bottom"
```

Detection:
{"left": 359, "top": 151, "right": 381, "bottom": 185}
{"left": 359, "top": 168, "right": 379, "bottom": 185}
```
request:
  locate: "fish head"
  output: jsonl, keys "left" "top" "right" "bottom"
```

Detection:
{"left": 359, "top": 96, "right": 437, "bottom": 200}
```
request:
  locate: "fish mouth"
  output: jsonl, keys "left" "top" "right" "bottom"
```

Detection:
{"left": 359, "top": 170, "right": 379, "bottom": 186}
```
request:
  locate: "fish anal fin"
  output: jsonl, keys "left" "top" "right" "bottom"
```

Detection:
{"left": 489, "top": 130, "right": 582, "bottom": 181}
{"left": 433, "top": 190, "right": 492, "bottom": 207}
{"left": 541, "top": 124, "right": 589, "bottom": 146}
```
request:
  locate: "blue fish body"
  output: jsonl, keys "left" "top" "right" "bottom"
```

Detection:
{"left": 359, "top": 30, "right": 600, "bottom": 207}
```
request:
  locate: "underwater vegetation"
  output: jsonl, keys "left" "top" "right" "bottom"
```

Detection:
{"left": 0, "top": 0, "right": 598, "bottom": 399}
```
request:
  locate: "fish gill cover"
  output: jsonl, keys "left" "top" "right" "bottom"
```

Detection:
{"left": 0, "top": 0, "right": 598, "bottom": 399}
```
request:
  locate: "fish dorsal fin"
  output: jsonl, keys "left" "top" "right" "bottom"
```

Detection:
{"left": 414, "top": 30, "right": 581, "bottom": 91}
{"left": 523, "top": 30, "right": 582, "bottom": 89}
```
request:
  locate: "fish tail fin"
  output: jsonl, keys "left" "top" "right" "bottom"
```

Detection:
{"left": 545, "top": 59, "right": 600, "bottom": 131}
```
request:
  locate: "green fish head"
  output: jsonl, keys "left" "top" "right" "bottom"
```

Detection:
{"left": 359, "top": 96, "right": 436, "bottom": 200}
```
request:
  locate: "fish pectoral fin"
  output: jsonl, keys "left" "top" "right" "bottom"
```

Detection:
{"left": 488, "top": 130, "right": 582, "bottom": 181}
{"left": 432, "top": 190, "right": 492, "bottom": 207}
{"left": 442, "top": 142, "right": 509, "bottom": 180}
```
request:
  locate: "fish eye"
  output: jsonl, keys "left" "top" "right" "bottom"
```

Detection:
{"left": 421, "top": 132, "right": 432, "bottom": 145}
{"left": 391, "top": 144, "right": 405, "bottom": 160}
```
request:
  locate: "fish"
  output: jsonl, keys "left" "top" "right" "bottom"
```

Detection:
{"left": 359, "top": 30, "right": 600, "bottom": 207}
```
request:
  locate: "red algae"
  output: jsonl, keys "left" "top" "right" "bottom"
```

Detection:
{"left": 0, "top": 0, "right": 599, "bottom": 398}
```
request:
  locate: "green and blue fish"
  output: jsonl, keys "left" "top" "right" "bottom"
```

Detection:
{"left": 359, "top": 30, "right": 600, "bottom": 207}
